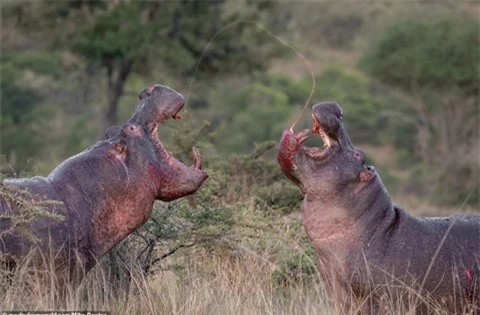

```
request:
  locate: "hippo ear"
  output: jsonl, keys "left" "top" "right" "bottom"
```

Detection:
{"left": 105, "top": 126, "right": 121, "bottom": 139}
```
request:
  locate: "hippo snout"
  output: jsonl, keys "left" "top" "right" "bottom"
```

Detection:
{"left": 131, "top": 84, "right": 185, "bottom": 129}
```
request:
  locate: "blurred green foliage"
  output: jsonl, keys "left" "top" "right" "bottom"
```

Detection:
{"left": 360, "top": 14, "right": 479, "bottom": 96}
{"left": 360, "top": 12, "right": 479, "bottom": 205}
{"left": 215, "top": 82, "right": 294, "bottom": 152}
{"left": 0, "top": 60, "right": 51, "bottom": 172}
{"left": 1, "top": 1, "right": 477, "bottom": 202}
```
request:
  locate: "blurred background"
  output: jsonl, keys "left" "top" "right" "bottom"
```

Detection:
{"left": 1, "top": 1, "right": 478, "bottom": 207}
{"left": 1, "top": 1, "right": 479, "bottom": 311}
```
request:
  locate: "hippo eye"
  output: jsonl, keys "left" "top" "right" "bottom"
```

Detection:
{"left": 123, "top": 124, "right": 142, "bottom": 137}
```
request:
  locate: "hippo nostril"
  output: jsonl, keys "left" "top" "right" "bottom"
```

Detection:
{"left": 130, "top": 126, "right": 135, "bottom": 131}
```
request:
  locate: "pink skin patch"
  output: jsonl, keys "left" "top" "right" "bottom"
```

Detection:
{"left": 146, "top": 85, "right": 155, "bottom": 96}
{"left": 360, "top": 170, "right": 373, "bottom": 182}
{"left": 465, "top": 268, "right": 473, "bottom": 282}
{"left": 278, "top": 130, "right": 300, "bottom": 172}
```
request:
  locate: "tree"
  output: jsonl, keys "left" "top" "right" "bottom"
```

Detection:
{"left": 0, "top": 60, "right": 46, "bottom": 173}
{"left": 359, "top": 13, "right": 479, "bottom": 204}
{"left": 2, "top": 0, "right": 279, "bottom": 129}
{"left": 59, "top": 0, "right": 274, "bottom": 128}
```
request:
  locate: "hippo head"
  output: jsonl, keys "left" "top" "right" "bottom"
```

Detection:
{"left": 277, "top": 102, "right": 388, "bottom": 212}
{"left": 50, "top": 84, "right": 208, "bottom": 205}
{"left": 104, "top": 84, "right": 209, "bottom": 201}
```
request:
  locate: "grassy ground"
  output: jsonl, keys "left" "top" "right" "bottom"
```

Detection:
{"left": 1, "top": 246, "right": 462, "bottom": 315}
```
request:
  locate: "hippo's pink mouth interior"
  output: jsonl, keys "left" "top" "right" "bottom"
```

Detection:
{"left": 294, "top": 115, "right": 334, "bottom": 161}
{"left": 312, "top": 114, "right": 332, "bottom": 149}
{"left": 150, "top": 106, "right": 203, "bottom": 171}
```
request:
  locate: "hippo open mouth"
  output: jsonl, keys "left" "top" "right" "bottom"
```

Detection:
{"left": 294, "top": 102, "right": 355, "bottom": 161}
{"left": 278, "top": 102, "right": 376, "bottom": 191}
{"left": 284, "top": 103, "right": 342, "bottom": 161}
{"left": 110, "top": 84, "right": 208, "bottom": 201}
{"left": 129, "top": 84, "right": 204, "bottom": 171}
{"left": 312, "top": 114, "right": 332, "bottom": 148}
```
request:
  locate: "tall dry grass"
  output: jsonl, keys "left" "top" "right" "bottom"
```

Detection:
{"left": 1, "top": 244, "right": 468, "bottom": 315}
{"left": 1, "top": 247, "right": 330, "bottom": 315}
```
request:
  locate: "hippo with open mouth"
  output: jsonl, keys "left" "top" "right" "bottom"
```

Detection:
{"left": 277, "top": 102, "right": 479, "bottom": 314}
{"left": 0, "top": 84, "right": 208, "bottom": 289}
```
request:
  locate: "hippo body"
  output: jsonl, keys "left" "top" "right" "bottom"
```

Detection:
{"left": 335, "top": 205, "right": 479, "bottom": 312}
{"left": 0, "top": 85, "right": 208, "bottom": 288}
{"left": 278, "top": 102, "right": 479, "bottom": 314}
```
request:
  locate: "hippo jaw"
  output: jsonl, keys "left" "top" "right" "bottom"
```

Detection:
{"left": 137, "top": 85, "right": 208, "bottom": 201}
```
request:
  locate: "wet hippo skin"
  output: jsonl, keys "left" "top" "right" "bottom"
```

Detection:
{"left": 277, "top": 102, "right": 479, "bottom": 314}
{"left": 0, "top": 84, "right": 208, "bottom": 289}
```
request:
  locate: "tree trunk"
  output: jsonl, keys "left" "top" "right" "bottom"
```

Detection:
{"left": 104, "top": 60, "right": 133, "bottom": 129}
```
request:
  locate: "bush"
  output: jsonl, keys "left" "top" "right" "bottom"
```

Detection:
{"left": 360, "top": 15, "right": 479, "bottom": 95}
{"left": 213, "top": 81, "right": 295, "bottom": 153}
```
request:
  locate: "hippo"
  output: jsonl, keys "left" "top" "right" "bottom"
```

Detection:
{"left": 277, "top": 102, "right": 479, "bottom": 314}
{"left": 0, "top": 84, "right": 208, "bottom": 289}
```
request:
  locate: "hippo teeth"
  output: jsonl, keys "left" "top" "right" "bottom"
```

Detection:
{"left": 320, "top": 130, "right": 331, "bottom": 148}
{"left": 192, "top": 147, "right": 203, "bottom": 170}
{"left": 311, "top": 114, "right": 320, "bottom": 135}
{"left": 311, "top": 114, "right": 329, "bottom": 148}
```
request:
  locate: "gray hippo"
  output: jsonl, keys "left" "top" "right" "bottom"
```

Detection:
{"left": 0, "top": 84, "right": 208, "bottom": 289}
{"left": 277, "top": 102, "right": 479, "bottom": 314}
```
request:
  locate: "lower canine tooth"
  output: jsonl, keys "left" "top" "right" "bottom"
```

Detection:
{"left": 192, "top": 147, "right": 202, "bottom": 169}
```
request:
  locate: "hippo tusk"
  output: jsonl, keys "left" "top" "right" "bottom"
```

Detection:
{"left": 192, "top": 147, "right": 203, "bottom": 170}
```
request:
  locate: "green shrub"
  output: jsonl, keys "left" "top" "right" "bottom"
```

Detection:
{"left": 0, "top": 183, "right": 64, "bottom": 243}
{"left": 360, "top": 15, "right": 479, "bottom": 96}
